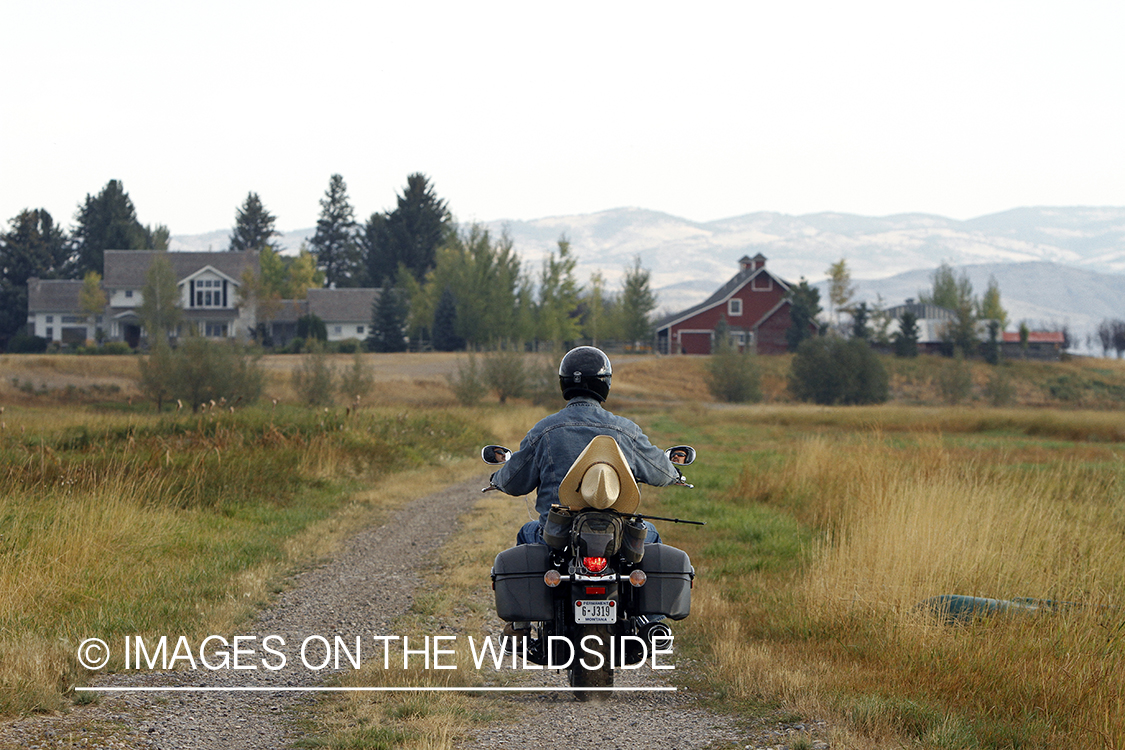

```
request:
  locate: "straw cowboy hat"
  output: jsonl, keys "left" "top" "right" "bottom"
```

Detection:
{"left": 557, "top": 435, "right": 640, "bottom": 514}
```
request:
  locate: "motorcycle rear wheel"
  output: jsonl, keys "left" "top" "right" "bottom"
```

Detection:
{"left": 569, "top": 624, "right": 613, "bottom": 701}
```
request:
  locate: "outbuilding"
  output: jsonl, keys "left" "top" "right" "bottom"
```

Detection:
{"left": 654, "top": 254, "right": 806, "bottom": 354}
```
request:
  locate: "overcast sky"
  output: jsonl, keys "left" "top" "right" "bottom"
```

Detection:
{"left": 2, "top": 1, "right": 1123, "bottom": 236}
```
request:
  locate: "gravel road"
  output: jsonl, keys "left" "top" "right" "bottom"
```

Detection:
{"left": 0, "top": 475, "right": 827, "bottom": 750}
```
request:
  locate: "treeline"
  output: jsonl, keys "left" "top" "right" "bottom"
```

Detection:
{"left": 0, "top": 173, "right": 659, "bottom": 353}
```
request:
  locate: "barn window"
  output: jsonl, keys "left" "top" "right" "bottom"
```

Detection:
{"left": 751, "top": 275, "right": 773, "bottom": 292}
{"left": 728, "top": 299, "right": 743, "bottom": 316}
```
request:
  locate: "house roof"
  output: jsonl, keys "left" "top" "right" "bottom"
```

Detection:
{"left": 654, "top": 264, "right": 790, "bottom": 331}
{"left": 27, "top": 278, "right": 84, "bottom": 312}
{"left": 885, "top": 301, "right": 956, "bottom": 321}
{"left": 1002, "top": 331, "right": 1064, "bottom": 344}
{"left": 306, "top": 288, "right": 380, "bottom": 323}
{"left": 102, "top": 251, "right": 257, "bottom": 287}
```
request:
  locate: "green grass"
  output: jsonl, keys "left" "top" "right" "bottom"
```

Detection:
{"left": 0, "top": 404, "right": 494, "bottom": 715}
{"left": 635, "top": 403, "right": 1125, "bottom": 749}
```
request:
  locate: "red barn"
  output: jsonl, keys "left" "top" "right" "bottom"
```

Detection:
{"left": 655, "top": 254, "right": 808, "bottom": 355}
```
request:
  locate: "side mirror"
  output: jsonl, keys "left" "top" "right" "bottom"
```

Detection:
{"left": 666, "top": 445, "right": 696, "bottom": 466}
{"left": 482, "top": 445, "right": 512, "bottom": 465}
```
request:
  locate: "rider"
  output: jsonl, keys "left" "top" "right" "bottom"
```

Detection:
{"left": 489, "top": 346, "right": 682, "bottom": 545}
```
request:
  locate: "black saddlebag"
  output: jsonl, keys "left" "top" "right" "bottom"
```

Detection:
{"left": 491, "top": 544, "right": 554, "bottom": 621}
{"left": 635, "top": 543, "right": 694, "bottom": 620}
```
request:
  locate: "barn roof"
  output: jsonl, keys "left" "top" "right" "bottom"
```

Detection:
{"left": 654, "top": 263, "right": 790, "bottom": 332}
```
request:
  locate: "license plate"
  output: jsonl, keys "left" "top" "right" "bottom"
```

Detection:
{"left": 574, "top": 599, "right": 616, "bottom": 624}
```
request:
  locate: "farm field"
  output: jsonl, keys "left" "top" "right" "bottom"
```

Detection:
{"left": 1, "top": 352, "right": 1124, "bottom": 747}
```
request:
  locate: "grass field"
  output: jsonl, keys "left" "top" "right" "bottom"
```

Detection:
{"left": 2, "top": 351, "right": 1124, "bottom": 748}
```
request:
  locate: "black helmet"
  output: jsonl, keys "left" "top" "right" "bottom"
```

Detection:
{"left": 559, "top": 346, "right": 612, "bottom": 402}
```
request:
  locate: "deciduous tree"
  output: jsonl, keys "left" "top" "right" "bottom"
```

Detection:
{"left": 138, "top": 253, "right": 181, "bottom": 343}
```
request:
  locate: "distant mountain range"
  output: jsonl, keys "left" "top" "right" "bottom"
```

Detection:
{"left": 171, "top": 206, "right": 1125, "bottom": 353}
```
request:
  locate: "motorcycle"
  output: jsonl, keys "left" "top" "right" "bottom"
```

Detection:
{"left": 482, "top": 436, "right": 701, "bottom": 700}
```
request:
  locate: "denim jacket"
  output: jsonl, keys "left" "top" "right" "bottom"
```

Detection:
{"left": 490, "top": 397, "right": 680, "bottom": 523}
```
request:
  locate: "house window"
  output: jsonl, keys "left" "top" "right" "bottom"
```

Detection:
{"left": 62, "top": 315, "right": 83, "bottom": 323}
{"left": 204, "top": 322, "right": 228, "bottom": 338}
{"left": 728, "top": 299, "right": 743, "bottom": 316}
{"left": 46, "top": 315, "right": 54, "bottom": 323}
{"left": 334, "top": 325, "right": 343, "bottom": 335}
{"left": 125, "top": 290, "right": 133, "bottom": 298}
{"left": 356, "top": 325, "right": 364, "bottom": 335}
{"left": 46, "top": 327, "right": 53, "bottom": 339}
{"left": 751, "top": 275, "right": 773, "bottom": 292}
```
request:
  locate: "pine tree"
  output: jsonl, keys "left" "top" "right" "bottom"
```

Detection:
{"left": 0, "top": 208, "right": 70, "bottom": 347}
{"left": 893, "top": 310, "right": 919, "bottom": 357}
{"left": 785, "top": 278, "right": 821, "bottom": 352}
{"left": 310, "top": 174, "right": 361, "bottom": 288}
{"left": 229, "top": 192, "right": 279, "bottom": 252}
{"left": 71, "top": 180, "right": 150, "bottom": 276}
{"left": 432, "top": 286, "right": 463, "bottom": 351}
{"left": 851, "top": 301, "right": 870, "bottom": 341}
{"left": 368, "top": 288, "right": 408, "bottom": 352}
{"left": 620, "top": 255, "right": 657, "bottom": 348}
{"left": 363, "top": 173, "right": 451, "bottom": 287}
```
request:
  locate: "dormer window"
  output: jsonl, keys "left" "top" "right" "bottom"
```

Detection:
{"left": 194, "top": 278, "right": 226, "bottom": 308}
{"left": 728, "top": 299, "right": 743, "bottom": 316}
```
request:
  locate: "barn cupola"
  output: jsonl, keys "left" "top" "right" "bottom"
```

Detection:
{"left": 739, "top": 253, "right": 767, "bottom": 272}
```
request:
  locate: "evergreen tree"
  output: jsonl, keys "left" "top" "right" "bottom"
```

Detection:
{"left": 71, "top": 180, "right": 150, "bottom": 276}
{"left": 228, "top": 192, "right": 279, "bottom": 252}
{"left": 368, "top": 287, "right": 408, "bottom": 353}
{"left": 851, "top": 301, "right": 870, "bottom": 341}
{"left": 431, "top": 286, "right": 463, "bottom": 351}
{"left": 581, "top": 271, "right": 608, "bottom": 346}
{"left": 785, "top": 277, "right": 821, "bottom": 352}
{"left": 0, "top": 208, "right": 70, "bottom": 348}
{"left": 363, "top": 173, "right": 451, "bottom": 287}
{"left": 310, "top": 174, "right": 361, "bottom": 287}
{"left": 893, "top": 310, "right": 919, "bottom": 357}
{"left": 620, "top": 256, "right": 657, "bottom": 349}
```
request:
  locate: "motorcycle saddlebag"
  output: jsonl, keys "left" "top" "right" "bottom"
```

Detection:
{"left": 635, "top": 543, "right": 694, "bottom": 620}
{"left": 491, "top": 544, "right": 554, "bottom": 622}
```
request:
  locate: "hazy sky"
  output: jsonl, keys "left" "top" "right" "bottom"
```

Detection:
{"left": 3, "top": 1, "right": 1123, "bottom": 235}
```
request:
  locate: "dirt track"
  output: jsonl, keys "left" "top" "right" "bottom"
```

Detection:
{"left": 0, "top": 474, "right": 824, "bottom": 749}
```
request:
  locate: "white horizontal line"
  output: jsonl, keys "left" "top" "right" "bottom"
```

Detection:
{"left": 75, "top": 686, "right": 676, "bottom": 693}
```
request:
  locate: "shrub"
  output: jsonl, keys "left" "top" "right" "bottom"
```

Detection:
{"left": 482, "top": 349, "right": 527, "bottom": 404}
{"left": 6, "top": 334, "right": 48, "bottom": 353}
{"left": 447, "top": 354, "right": 484, "bottom": 406}
{"left": 139, "top": 337, "right": 263, "bottom": 412}
{"left": 528, "top": 355, "right": 565, "bottom": 408}
{"left": 335, "top": 338, "right": 362, "bottom": 354}
{"left": 705, "top": 347, "right": 763, "bottom": 403}
{"left": 338, "top": 352, "right": 374, "bottom": 403}
{"left": 984, "top": 367, "right": 1016, "bottom": 406}
{"left": 935, "top": 356, "right": 973, "bottom": 405}
{"left": 292, "top": 343, "right": 337, "bottom": 407}
{"left": 788, "top": 337, "right": 889, "bottom": 405}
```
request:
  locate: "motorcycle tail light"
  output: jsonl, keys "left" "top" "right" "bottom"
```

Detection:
{"left": 544, "top": 570, "right": 562, "bottom": 587}
{"left": 582, "top": 557, "right": 608, "bottom": 573}
{"left": 628, "top": 569, "right": 647, "bottom": 587}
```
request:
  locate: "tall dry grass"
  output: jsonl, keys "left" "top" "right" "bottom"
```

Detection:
{"left": 704, "top": 434, "right": 1125, "bottom": 746}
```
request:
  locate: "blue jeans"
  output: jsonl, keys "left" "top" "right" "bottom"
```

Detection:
{"left": 516, "top": 519, "right": 662, "bottom": 546}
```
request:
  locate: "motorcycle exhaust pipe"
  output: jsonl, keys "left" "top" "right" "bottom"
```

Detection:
{"left": 640, "top": 621, "right": 673, "bottom": 651}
